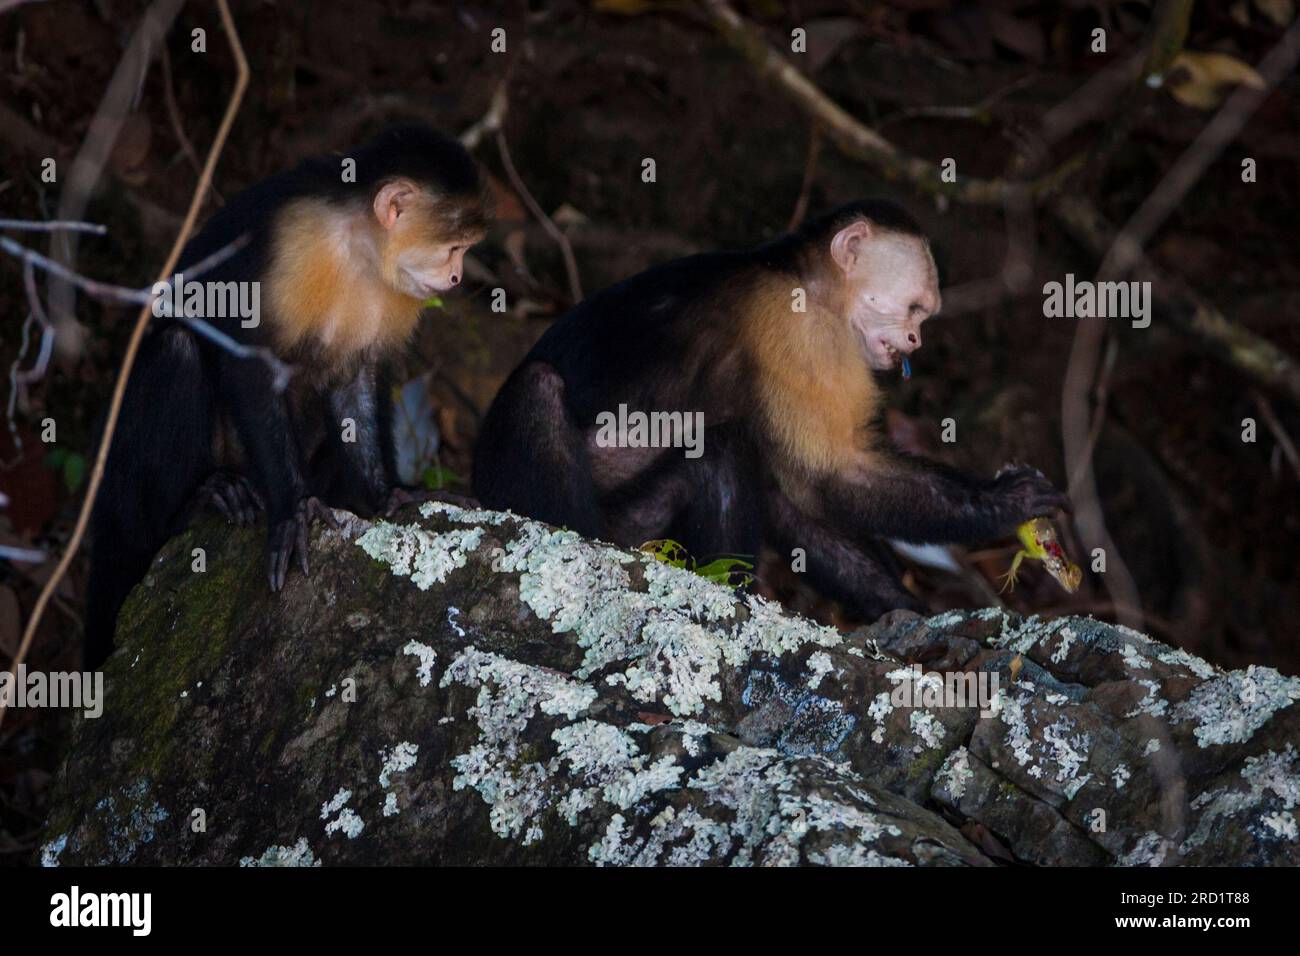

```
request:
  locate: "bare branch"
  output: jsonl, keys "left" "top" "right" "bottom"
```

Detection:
{"left": 46, "top": 0, "right": 187, "bottom": 358}
{"left": 1101, "top": 16, "right": 1300, "bottom": 279}
{"left": 702, "top": 0, "right": 1081, "bottom": 205}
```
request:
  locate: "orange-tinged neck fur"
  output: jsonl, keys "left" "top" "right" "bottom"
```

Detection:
{"left": 266, "top": 198, "right": 424, "bottom": 368}
{"left": 740, "top": 270, "right": 879, "bottom": 475}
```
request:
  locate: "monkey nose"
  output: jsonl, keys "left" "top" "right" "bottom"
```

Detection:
{"left": 449, "top": 274, "right": 460, "bottom": 286}
{"left": 906, "top": 332, "right": 920, "bottom": 349}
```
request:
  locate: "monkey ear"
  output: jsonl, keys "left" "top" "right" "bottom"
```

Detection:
{"left": 829, "top": 220, "right": 872, "bottom": 275}
{"left": 373, "top": 179, "right": 418, "bottom": 230}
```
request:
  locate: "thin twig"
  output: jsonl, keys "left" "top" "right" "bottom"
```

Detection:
{"left": 0, "top": 220, "right": 107, "bottom": 235}
{"left": 1068, "top": 332, "right": 1119, "bottom": 494}
{"left": 459, "top": 78, "right": 510, "bottom": 151}
{"left": 495, "top": 126, "right": 583, "bottom": 304}
{"left": 786, "top": 122, "right": 822, "bottom": 232}
{"left": 161, "top": 43, "right": 224, "bottom": 206}
{"left": 0, "top": 0, "right": 249, "bottom": 728}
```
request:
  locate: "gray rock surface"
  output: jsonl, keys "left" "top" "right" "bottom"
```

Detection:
{"left": 41, "top": 502, "right": 1300, "bottom": 866}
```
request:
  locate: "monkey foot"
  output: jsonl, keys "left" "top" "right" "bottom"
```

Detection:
{"left": 383, "top": 487, "right": 480, "bottom": 517}
{"left": 267, "top": 497, "right": 341, "bottom": 592}
{"left": 197, "top": 471, "right": 264, "bottom": 527}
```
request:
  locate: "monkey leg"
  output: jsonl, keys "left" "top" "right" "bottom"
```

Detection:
{"left": 668, "top": 425, "right": 764, "bottom": 559}
{"left": 473, "top": 361, "right": 604, "bottom": 537}
{"left": 601, "top": 459, "right": 692, "bottom": 547}
{"left": 325, "top": 361, "right": 396, "bottom": 515}
{"left": 221, "top": 357, "right": 322, "bottom": 591}
{"left": 598, "top": 424, "right": 764, "bottom": 558}
{"left": 765, "top": 489, "right": 927, "bottom": 621}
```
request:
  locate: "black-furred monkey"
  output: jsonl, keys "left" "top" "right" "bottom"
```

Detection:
{"left": 85, "top": 126, "right": 490, "bottom": 666}
{"left": 474, "top": 200, "right": 1068, "bottom": 619}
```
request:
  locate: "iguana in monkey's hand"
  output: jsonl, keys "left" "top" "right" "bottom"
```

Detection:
{"left": 1000, "top": 518, "right": 1082, "bottom": 594}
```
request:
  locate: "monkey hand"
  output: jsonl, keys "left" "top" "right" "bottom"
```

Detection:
{"left": 196, "top": 471, "right": 264, "bottom": 527}
{"left": 267, "top": 496, "right": 341, "bottom": 591}
{"left": 992, "top": 465, "right": 1072, "bottom": 527}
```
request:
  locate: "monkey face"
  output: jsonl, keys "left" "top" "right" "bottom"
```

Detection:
{"left": 834, "top": 228, "right": 940, "bottom": 371}
{"left": 373, "top": 178, "right": 485, "bottom": 298}
{"left": 390, "top": 234, "right": 478, "bottom": 297}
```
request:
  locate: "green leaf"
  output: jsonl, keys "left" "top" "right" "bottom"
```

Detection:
{"left": 421, "top": 465, "right": 462, "bottom": 490}
{"left": 695, "top": 556, "right": 754, "bottom": 587}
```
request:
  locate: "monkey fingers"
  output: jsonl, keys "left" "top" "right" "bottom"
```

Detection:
{"left": 993, "top": 466, "right": 1073, "bottom": 521}
{"left": 197, "top": 471, "right": 264, "bottom": 526}
{"left": 267, "top": 496, "right": 341, "bottom": 591}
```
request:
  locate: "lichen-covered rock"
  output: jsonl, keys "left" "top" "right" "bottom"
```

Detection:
{"left": 40, "top": 503, "right": 1300, "bottom": 866}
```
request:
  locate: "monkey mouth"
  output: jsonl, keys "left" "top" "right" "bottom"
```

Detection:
{"left": 879, "top": 340, "right": 902, "bottom": 368}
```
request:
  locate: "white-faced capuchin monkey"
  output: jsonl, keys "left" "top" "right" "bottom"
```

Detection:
{"left": 85, "top": 125, "right": 490, "bottom": 667}
{"left": 474, "top": 200, "right": 1069, "bottom": 621}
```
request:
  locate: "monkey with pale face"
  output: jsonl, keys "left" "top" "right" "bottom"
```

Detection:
{"left": 86, "top": 126, "right": 490, "bottom": 667}
{"left": 474, "top": 200, "right": 1068, "bottom": 620}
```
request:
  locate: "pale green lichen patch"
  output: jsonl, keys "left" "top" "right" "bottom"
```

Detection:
{"left": 440, "top": 646, "right": 598, "bottom": 843}
{"left": 403, "top": 640, "right": 438, "bottom": 687}
{"left": 1183, "top": 744, "right": 1300, "bottom": 853}
{"left": 370, "top": 509, "right": 851, "bottom": 720}
{"left": 1117, "top": 832, "right": 1175, "bottom": 867}
{"left": 684, "top": 747, "right": 904, "bottom": 866}
{"left": 39, "top": 833, "right": 67, "bottom": 867}
{"left": 938, "top": 747, "right": 974, "bottom": 800}
{"left": 84, "top": 779, "right": 170, "bottom": 865}
{"left": 490, "top": 518, "right": 845, "bottom": 717}
{"left": 239, "top": 837, "right": 321, "bottom": 867}
{"left": 806, "top": 651, "right": 834, "bottom": 690}
{"left": 421, "top": 500, "right": 509, "bottom": 525}
{"left": 320, "top": 787, "right": 364, "bottom": 839}
{"left": 996, "top": 689, "right": 1092, "bottom": 798}
{"left": 551, "top": 719, "right": 683, "bottom": 810}
{"left": 586, "top": 745, "right": 918, "bottom": 867}
{"left": 356, "top": 520, "right": 484, "bottom": 589}
{"left": 379, "top": 741, "right": 419, "bottom": 788}
{"left": 1171, "top": 665, "right": 1300, "bottom": 747}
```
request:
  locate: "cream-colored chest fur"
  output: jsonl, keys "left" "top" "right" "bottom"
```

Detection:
{"left": 742, "top": 275, "right": 879, "bottom": 475}
{"left": 266, "top": 199, "right": 423, "bottom": 362}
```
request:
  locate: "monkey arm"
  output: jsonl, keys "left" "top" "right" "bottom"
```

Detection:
{"left": 821, "top": 453, "right": 1070, "bottom": 546}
